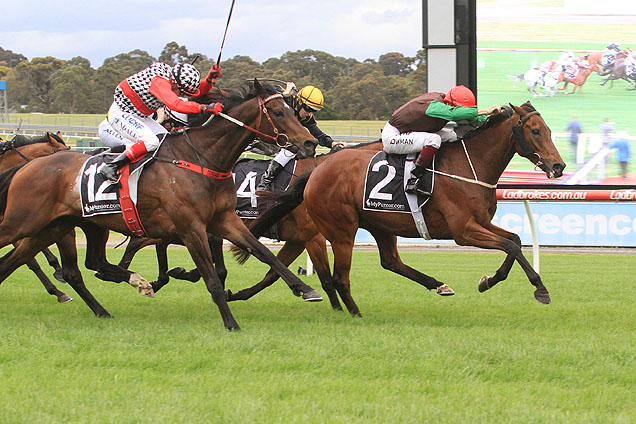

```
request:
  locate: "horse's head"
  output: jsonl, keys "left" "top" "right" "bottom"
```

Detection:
{"left": 251, "top": 79, "right": 317, "bottom": 158}
{"left": 509, "top": 102, "right": 565, "bottom": 179}
{"left": 47, "top": 132, "right": 68, "bottom": 150}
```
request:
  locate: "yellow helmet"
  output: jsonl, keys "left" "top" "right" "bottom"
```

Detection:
{"left": 297, "top": 85, "right": 324, "bottom": 111}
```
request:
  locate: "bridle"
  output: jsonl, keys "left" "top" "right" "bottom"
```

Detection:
{"left": 202, "top": 93, "right": 292, "bottom": 149}
{"left": 0, "top": 136, "right": 70, "bottom": 163}
{"left": 507, "top": 107, "right": 545, "bottom": 169}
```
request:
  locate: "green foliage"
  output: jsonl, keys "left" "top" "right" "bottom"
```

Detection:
{"left": 0, "top": 43, "right": 421, "bottom": 119}
{"left": 0, "top": 247, "right": 635, "bottom": 422}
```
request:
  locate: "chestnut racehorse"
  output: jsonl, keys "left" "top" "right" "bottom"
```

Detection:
{"left": 0, "top": 132, "right": 72, "bottom": 303}
{"left": 0, "top": 81, "right": 320, "bottom": 330}
{"left": 245, "top": 103, "right": 566, "bottom": 317}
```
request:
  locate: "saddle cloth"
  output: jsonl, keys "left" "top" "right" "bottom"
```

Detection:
{"left": 79, "top": 152, "right": 154, "bottom": 218}
{"left": 233, "top": 158, "right": 297, "bottom": 219}
{"left": 362, "top": 151, "right": 434, "bottom": 239}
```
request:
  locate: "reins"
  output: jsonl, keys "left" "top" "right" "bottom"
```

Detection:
{"left": 158, "top": 92, "right": 290, "bottom": 179}
{"left": 427, "top": 107, "right": 542, "bottom": 190}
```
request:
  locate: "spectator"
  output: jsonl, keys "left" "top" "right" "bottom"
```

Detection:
{"left": 565, "top": 115, "right": 583, "bottom": 163}
{"left": 610, "top": 131, "right": 631, "bottom": 178}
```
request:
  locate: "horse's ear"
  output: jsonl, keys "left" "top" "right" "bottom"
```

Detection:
{"left": 253, "top": 78, "right": 265, "bottom": 96}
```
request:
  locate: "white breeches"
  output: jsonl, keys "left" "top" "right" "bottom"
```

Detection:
{"left": 98, "top": 102, "right": 167, "bottom": 152}
{"left": 272, "top": 148, "right": 296, "bottom": 166}
{"left": 381, "top": 122, "right": 456, "bottom": 154}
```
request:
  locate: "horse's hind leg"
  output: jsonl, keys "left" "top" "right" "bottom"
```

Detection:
{"left": 41, "top": 247, "right": 65, "bottom": 283}
{"left": 55, "top": 230, "right": 112, "bottom": 317}
{"left": 81, "top": 223, "right": 154, "bottom": 297}
{"left": 369, "top": 230, "right": 454, "bottom": 296}
{"left": 330, "top": 239, "right": 362, "bottom": 316}
{"left": 25, "top": 256, "right": 73, "bottom": 303}
{"left": 168, "top": 234, "right": 225, "bottom": 285}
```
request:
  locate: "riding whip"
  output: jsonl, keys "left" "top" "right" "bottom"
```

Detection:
{"left": 217, "top": 0, "right": 236, "bottom": 65}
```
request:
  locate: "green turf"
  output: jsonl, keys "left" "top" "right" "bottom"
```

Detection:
{"left": 1, "top": 247, "right": 634, "bottom": 423}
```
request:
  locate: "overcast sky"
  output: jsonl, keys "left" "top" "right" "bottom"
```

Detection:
{"left": 2, "top": 0, "right": 422, "bottom": 67}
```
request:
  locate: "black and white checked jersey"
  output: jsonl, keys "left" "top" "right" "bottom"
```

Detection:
{"left": 114, "top": 62, "right": 173, "bottom": 117}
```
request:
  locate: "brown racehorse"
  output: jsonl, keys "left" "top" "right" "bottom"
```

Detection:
{"left": 0, "top": 132, "right": 72, "bottom": 303}
{"left": 0, "top": 81, "right": 320, "bottom": 330}
{"left": 559, "top": 63, "right": 600, "bottom": 94}
{"left": 587, "top": 50, "right": 628, "bottom": 75}
{"left": 117, "top": 142, "right": 385, "bottom": 311}
{"left": 245, "top": 103, "right": 566, "bottom": 317}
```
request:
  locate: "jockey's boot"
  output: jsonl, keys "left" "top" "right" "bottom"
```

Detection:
{"left": 100, "top": 152, "right": 130, "bottom": 182}
{"left": 256, "top": 160, "right": 283, "bottom": 191}
{"left": 100, "top": 141, "right": 148, "bottom": 182}
{"left": 405, "top": 148, "right": 436, "bottom": 196}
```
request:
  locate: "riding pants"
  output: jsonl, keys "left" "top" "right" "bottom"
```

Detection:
{"left": 381, "top": 122, "right": 456, "bottom": 154}
{"left": 272, "top": 147, "right": 296, "bottom": 167}
{"left": 98, "top": 102, "right": 167, "bottom": 152}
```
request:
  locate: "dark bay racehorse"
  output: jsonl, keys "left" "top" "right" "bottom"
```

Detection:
{"left": 0, "top": 81, "right": 320, "bottom": 330}
{"left": 598, "top": 57, "right": 636, "bottom": 89}
{"left": 245, "top": 103, "right": 566, "bottom": 317}
{"left": 117, "top": 142, "right": 385, "bottom": 311}
{"left": 0, "top": 132, "right": 72, "bottom": 303}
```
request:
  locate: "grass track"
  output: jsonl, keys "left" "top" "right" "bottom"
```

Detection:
{"left": 1, "top": 247, "right": 635, "bottom": 423}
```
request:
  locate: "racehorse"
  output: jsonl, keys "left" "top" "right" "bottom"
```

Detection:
{"left": 513, "top": 68, "right": 562, "bottom": 97}
{"left": 243, "top": 103, "right": 565, "bottom": 317}
{"left": 0, "top": 132, "right": 72, "bottom": 303}
{"left": 117, "top": 142, "right": 385, "bottom": 311}
{"left": 598, "top": 58, "right": 636, "bottom": 89}
{"left": 559, "top": 63, "right": 600, "bottom": 94}
{"left": 0, "top": 80, "right": 321, "bottom": 330}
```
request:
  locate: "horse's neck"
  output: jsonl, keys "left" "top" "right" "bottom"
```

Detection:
{"left": 461, "top": 123, "right": 515, "bottom": 184}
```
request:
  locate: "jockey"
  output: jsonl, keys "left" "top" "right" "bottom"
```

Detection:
{"left": 256, "top": 83, "right": 342, "bottom": 191}
{"left": 381, "top": 85, "right": 501, "bottom": 196}
{"left": 98, "top": 61, "right": 224, "bottom": 181}
{"left": 602, "top": 43, "right": 622, "bottom": 67}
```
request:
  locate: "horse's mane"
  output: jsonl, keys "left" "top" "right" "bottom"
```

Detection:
{"left": 10, "top": 132, "right": 66, "bottom": 148}
{"left": 194, "top": 81, "right": 281, "bottom": 111}
{"left": 182, "top": 81, "right": 281, "bottom": 127}
{"left": 463, "top": 102, "right": 536, "bottom": 140}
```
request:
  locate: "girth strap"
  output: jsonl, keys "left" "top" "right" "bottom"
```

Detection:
{"left": 170, "top": 159, "right": 233, "bottom": 179}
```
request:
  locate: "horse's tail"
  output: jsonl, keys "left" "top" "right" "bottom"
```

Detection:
{"left": 230, "top": 170, "right": 314, "bottom": 264}
{"left": 0, "top": 165, "right": 25, "bottom": 215}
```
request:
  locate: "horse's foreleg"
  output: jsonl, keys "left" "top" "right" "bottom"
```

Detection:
{"left": 454, "top": 220, "right": 549, "bottom": 304}
{"left": 167, "top": 234, "right": 224, "bottom": 285}
{"left": 370, "top": 230, "right": 454, "bottom": 296}
{"left": 81, "top": 223, "right": 154, "bottom": 297}
{"left": 25, "top": 256, "right": 73, "bottom": 303}
{"left": 329, "top": 239, "right": 361, "bottom": 316}
{"left": 305, "top": 235, "right": 341, "bottom": 311}
{"left": 41, "top": 247, "right": 65, "bottom": 282}
{"left": 218, "top": 215, "right": 322, "bottom": 302}
{"left": 181, "top": 228, "right": 240, "bottom": 331}
{"left": 226, "top": 240, "right": 305, "bottom": 302}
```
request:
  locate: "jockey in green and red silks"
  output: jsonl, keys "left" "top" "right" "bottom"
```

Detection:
{"left": 97, "top": 62, "right": 223, "bottom": 181}
{"left": 381, "top": 85, "right": 501, "bottom": 196}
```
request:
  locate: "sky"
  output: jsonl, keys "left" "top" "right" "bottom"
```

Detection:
{"left": 1, "top": 0, "right": 422, "bottom": 68}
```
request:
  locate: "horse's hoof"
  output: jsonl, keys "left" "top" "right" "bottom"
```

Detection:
{"left": 534, "top": 289, "right": 551, "bottom": 305}
{"left": 302, "top": 290, "right": 323, "bottom": 302}
{"left": 478, "top": 276, "right": 491, "bottom": 293}
{"left": 57, "top": 294, "right": 73, "bottom": 303}
{"left": 139, "top": 287, "right": 155, "bottom": 298}
{"left": 53, "top": 271, "right": 66, "bottom": 283}
{"left": 436, "top": 284, "right": 455, "bottom": 296}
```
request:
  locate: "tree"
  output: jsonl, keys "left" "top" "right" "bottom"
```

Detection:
{"left": 14, "top": 57, "right": 65, "bottom": 112}
{"left": 159, "top": 41, "right": 193, "bottom": 65}
{"left": 0, "top": 47, "right": 27, "bottom": 68}
{"left": 50, "top": 65, "right": 98, "bottom": 113}
{"left": 378, "top": 52, "right": 414, "bottom": 77}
